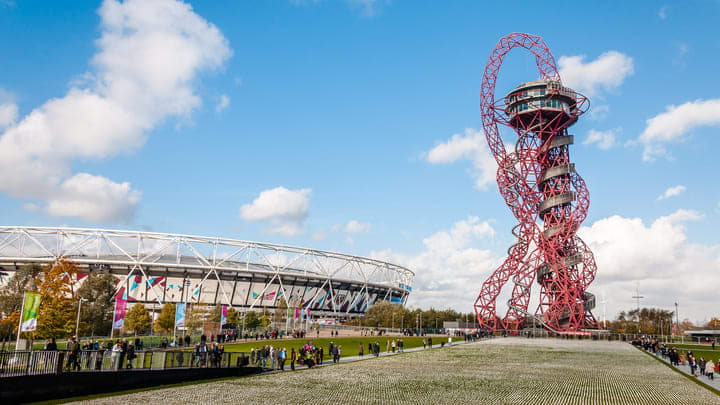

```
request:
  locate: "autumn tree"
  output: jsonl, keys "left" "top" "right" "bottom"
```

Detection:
{"left": 76, "top": 272, "right": 116, "bottom": 336}
{"left": 154, "top": 302, "right": 176, "bottom": 333}
{"left": 185, "top": 305, "right": 206, "bottom": 332}
{"left": 0, "top": 264, "right": 44, "bottom": 339}
{"left": 124, "top": 303, "right": 152, "bottom": 335}
{"left": 32, "top": 260, "right": 78, "bottom": 339}
{"left": 707, "top": 318, "right": 720, "bottom": 330}
{"left": 227, "top": 307, "right": 239, "bottom": 325}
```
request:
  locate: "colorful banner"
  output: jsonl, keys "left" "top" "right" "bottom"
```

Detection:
{"left": 221, "top": 305, "right": 228, "bottom": 326}
{"left": 112, "top": 297, "right": 127, "bottom": 330}
{"left": 295, "top": 307, "right": 300, "bottom": 320}
{"left": 175, "top": 303, "right": 186, "bottom": 327}
{"left": 20, "top": 292, "right": 41, "bottom": 332}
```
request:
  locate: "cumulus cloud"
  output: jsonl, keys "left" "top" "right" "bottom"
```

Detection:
{"left": 424, "top": 128, "right": 497, "bottom": 190}
{"left": 584, "top": 128, "right": 618, "bottom": 150}
{"left": 657, "top": 185, "right": 686, "bottom": 201}
{"left": 377, "top": 210, "right": 716, "bottom": 322}
{"left": 0, "top": 0, "right": 231, "bottom": 222}
{"left": 578, "top": 209, "right": 717, "bottom": 322}
{"left": 638, "top": 99, "right": 720, "bottom": 161}
{"left": 345, "top": 220, "right": 371, "bottom": 234}
{"left": 558, "top": 51, "right": 634, "bottom": 97}
{"left": 45, "top": 173, "right": 141, "bottom": 223}
{"left": 215, "top": 94, "right": 230, "bottom": 113}
{"left": 239, "top": 187, "right": 311, "bottom": 236}
{"left": 0, "top": 102, "right": 17, "bottom": 130}
{"left": 372, "top": 216, "right": 500, "bottom": 311}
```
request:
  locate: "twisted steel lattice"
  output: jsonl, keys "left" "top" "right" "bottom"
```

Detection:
{"left": 473, "top": 33, "right": 598, "bottom": 334}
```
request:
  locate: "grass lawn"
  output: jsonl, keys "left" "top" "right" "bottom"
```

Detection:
{"left": 667, "top": 344, "right": 720, "bottom": 365}
{"left": 219, "top": 336, "right": 438, "bottom": 360}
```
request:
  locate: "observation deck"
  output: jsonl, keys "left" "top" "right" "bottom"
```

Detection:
{"left": 504, "top": 79, "right": 581, "bottom": 130}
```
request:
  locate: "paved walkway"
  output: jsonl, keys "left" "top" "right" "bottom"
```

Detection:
{"left": 645, "top": 349, "right": 720, "bottom": 391}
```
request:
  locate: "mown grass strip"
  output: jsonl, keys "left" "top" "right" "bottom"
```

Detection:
{"left": 634, "top": 346, "right": 720, "bottom": 397}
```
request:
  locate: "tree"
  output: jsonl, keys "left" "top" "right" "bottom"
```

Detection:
{"left": 227, "top": 307, "right": 240, "bottom": 325}
{"left": 124, "top": 304, "right": 152, "bottom": 335}
{"left": 243, "top": 311, "right": 261, "bottom": 329}
{"left": 35, "top": 261, "right": 78, "bottom": 339}
{"left": 154, "top": 302, "right": 176, "bottom": 333}
{"left": 0, "top": 264, "right": 44, "bottom": 319}
{"left": 707, "top": 318, "right": 720, "bottom": 330}
{"left": 76, "top": 272, "right": 116, "bottom": 336}
{"left": 185, "top": 305, "right": 206, "bottom": 332}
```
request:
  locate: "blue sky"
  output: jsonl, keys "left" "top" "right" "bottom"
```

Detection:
{"left": 1, "top": 0, "right": 719, "bottom": 322}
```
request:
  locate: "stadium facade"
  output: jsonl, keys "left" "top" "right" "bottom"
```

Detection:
{"left": 0, "top": 227, "right": 414, "bottom": 318}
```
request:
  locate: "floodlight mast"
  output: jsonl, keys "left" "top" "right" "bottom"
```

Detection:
{"left": 473, "top": 33, "right": 599, "bottom": 335}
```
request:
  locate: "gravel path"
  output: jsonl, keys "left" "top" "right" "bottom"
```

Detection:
{"left": 74, "top": 338, "right": 720, "bottom": 404}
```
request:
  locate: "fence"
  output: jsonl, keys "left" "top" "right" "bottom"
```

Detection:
{"left": 0, "top": 349, "right": 250, "bottom": 378}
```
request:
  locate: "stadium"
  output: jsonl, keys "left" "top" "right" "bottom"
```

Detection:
{"left": 0, "top": 226, "right": 414, "bottom": 319}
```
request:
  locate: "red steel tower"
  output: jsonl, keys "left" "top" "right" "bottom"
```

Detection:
{"left": 473, "top": 33, "right": 598, "bottom": 334}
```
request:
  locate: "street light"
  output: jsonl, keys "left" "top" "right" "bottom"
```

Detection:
{"left": 75, "top": 298, "right": 88, "bottom": 338}
{"left": 392, "top": 313, "right": 395, "bottom": 330}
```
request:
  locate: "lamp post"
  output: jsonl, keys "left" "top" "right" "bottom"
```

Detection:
{"left": 75, "top": 298, "right": 88, "bottom": 338}
{"left": 392, "top": 313, "right": 395, "bottom": 330}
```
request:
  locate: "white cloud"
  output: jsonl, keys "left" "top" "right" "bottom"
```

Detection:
{"left": 345, "top": 220, "right": 371, "bottom": 233}
{"left": 22, "top": 202, "right": 39, "bottom": 212}
{"left": 657, "top": 185, "right": 686, "bottom": 200}
{"left": 45, "top": 173, "right": 141, "bottom": 223}
{"left": 239, "top": 186, "right": 311, "bottom": 236}
{"left": 311, "top": 231, "right": 327, "bottom": 241}
{"left": 0, "top": 0, "right": 231, "bottom": 222}
{"left": 215, "top": 94, "right": 230, "bottom": 113}
{"left": 347, "top": 0, "right": 384, "bottom": 17}
{"left": 584, "top": 128, "right": 618, "bottom": 150}
{"left": 378, "top": 210, "right": 717, "bottom": 322}
{"left": 638, "top": 99, "right": 720, "bottom": 161}
{"left": 589, "top": 105, "right": 609, "bottom": 121}
{"left": 372, "top": 216, "right": 500, "bottom": 311}
{"left": 578, "top": 209, "right": 718, "bottom": 322}
{"left": 558, "top": 51, "right": 634, "bottom": 97}
{"left": 658, "top": 5, "right": 669, "bottom": 19}
{"left": 424, "top": 128, "right": 497, "bottom": 190}
{"left": 0, "top": 102, "right": 17, "bottom": 130}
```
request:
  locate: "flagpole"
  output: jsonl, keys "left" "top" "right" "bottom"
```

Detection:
{"left": 110, "top": 299, "right": 117, "bottom": 341}
{"left": 15, "top": 292, "right": 27, "bottom": 351}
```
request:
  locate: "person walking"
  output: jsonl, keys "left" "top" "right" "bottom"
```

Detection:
{"left": 290, "top": 348, "right": 296, "bottom": 371}
{"left": 386, "top": 340, "right": 390, "bottom": 353}
{"left": 359, "top": 343, "right": 363, "bottom": 357}
{"left": 126, "top": 343, "right": 135, "bottom": 369}
{"left": 422, "top": 338, "right": 426, "bottom": 349}
{"left": 250, "top": 348, "right": 255, "bottom": 366}
{"left": 280, "top": 348, "right": 286, "bottom": 371}
{"left": 391, "top": 339, "right": 396, "bottom": 353}
{"left": 706, "top": 359, "right": 715, "bottom": 380}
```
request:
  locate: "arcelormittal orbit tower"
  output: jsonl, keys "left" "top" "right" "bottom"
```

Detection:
{"left": 473, "top": 33, "right": 599, "bottom": 334}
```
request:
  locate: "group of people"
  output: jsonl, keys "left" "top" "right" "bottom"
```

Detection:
{"left": 642, "top": 337, "right": 718, "bottom": 381}
{"left": 249, "top": 345, "right": 290, "bottom": 370}
{"left": 189, "top": 341, "right": 226, "bottom": 367}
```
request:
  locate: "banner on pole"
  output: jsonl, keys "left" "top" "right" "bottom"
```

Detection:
{"left": 221, "top": 305, "right": 228, "bottom": 326}
{"left": 112, "top": 297, "right": 127, "bottom": 330}
{"left": 295, "top": 307, "right": 300, "bottom": 320}
{"left": 175, "top": 303, "right": 186, "bottom": 327}
{"left": 20, "top": 292, "right": 41, "bottom": 332}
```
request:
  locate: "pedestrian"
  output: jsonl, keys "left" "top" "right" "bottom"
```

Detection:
{"left": 706, "top": 359, "right": 715, "bottom": 380}
{"left": 66, "top": 336, "right": 80, "bottom": 371}
{"left": 428, "top": 337, "right": 433, "bottom": 348}
{"left": 280, "top": 348, "right": 286, "bottom": 370}
{"left": 386, "top": 340, "right": 390, "bottom": 353}
{"left": 399, "top": 339, "right": 404, "bottom": 353}
{"left": 422, "top": 338, "right": 426, "bottom": 349}
{"left": 126, "top": 343, "right": 136, "bottom": 369}
{"left": 391, "top": 339, "right": 396, "bottom": 353}
{"left": 111, "top": 341, "right": 122, "bottom": 369}
{"left": 291, "top": 348, "right": 296, "bottom": 371}
{"left": 359, "top": 343, "right": 363, "bottom": 357}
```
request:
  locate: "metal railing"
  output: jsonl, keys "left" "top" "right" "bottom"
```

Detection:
{"left": 0, "top": 349, "right": 250, "bottom": 378}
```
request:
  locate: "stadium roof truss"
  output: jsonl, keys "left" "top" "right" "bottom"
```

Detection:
{"left": 0, "top": 227, "right": 414, "bottom": 316}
